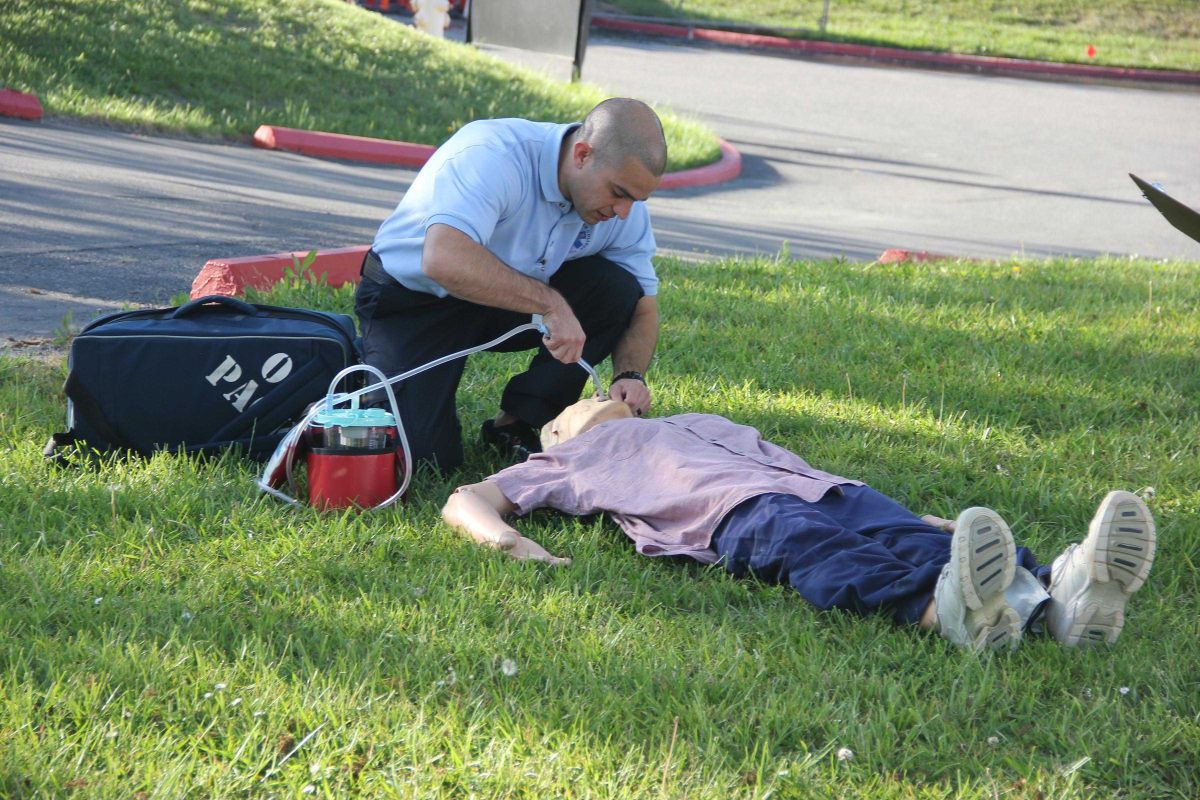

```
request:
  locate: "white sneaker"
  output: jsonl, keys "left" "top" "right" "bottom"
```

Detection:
{"left": 1046, "top": 490, "right": 1156, "bottom": 647}
{"left": 935, "top": 507, "right": 1021, "bottom": 651}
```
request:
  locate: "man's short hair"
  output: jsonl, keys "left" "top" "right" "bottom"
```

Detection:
{"left": 578, "top": 98, "right": 668, "bottom": 177}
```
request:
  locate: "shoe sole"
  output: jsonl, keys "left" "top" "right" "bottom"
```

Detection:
{"left": 951, "top": 507, "right": 1020, "bottom": 651}
{"left": 1090, "top": 490, "right": 1156, "bottom": 593}
{"left": 480, "top": 420, "right": 539, "bottom": 461}
{"left": 1060, "top": 490, "right": 1156, "bottom": 647}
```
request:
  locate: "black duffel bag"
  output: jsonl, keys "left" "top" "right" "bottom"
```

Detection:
{"left": 45, "top": 295, "right": 359, "bottom": 461}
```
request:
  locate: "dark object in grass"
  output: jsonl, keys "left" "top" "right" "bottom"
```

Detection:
{"left": 45, "top": 295, "right": 359, "bottom": 463}
{"left": 1130, "top": 173, "right": 1200, "bottom": 245}
{"left": 480, "top": 418, "right": 543, "bottom": 462}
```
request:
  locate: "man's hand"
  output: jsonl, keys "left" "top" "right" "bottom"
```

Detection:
{"left": 423, "top": 224, "right": 585, "bottom": 364}
{"left": 609, "top": 377, "right": 651, "bottom": 417}
{"left": 540, "top": 304, "right": 587, "bottom": 365}
{"left": 608, "top": 295, "right": 657, "bottom": 415}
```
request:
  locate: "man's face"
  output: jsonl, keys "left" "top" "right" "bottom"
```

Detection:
{"left": 540, "top": 397, "right": 634, "bottom": 449}
{"left": 564, "top": 143, "right": 660, "bottom": 226}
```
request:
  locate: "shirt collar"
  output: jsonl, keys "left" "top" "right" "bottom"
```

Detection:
{"left": 540, "top": 122, "right": 580, "bottom": 206}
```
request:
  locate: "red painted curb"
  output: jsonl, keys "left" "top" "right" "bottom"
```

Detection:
{"left": 593, "top": 14, "right": 1200, "bottom": 87}
{"left": 195, "top": 245, "right": 960, "bottom": 299}
{"left": 190, "top": 245, "right": 370, "bottom": 299}
{"left": 659, "top": 138, "right": 741, "bottom": 190}
{"left": 877, "top": 249, "right": 951, "bottom": 264}
{"left": 253, "top": 126, "right": 742, "bottom": 189}
{"left": 0, "top": 88, "right": 44, "bottom": 121}
{"left": 220, "top": 132, "right": 744, "bottom": 300}
{"left": 195, "top": 244, "right": 964, "bottom": 298}
{"left": 253, "top": 125, "right": 434, "bottom": 167}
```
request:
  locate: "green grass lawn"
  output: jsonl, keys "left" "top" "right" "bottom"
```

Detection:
{"left": 2, "top": 255, "right": 1198, "bottom": 798}
{"left": 601, "top": 0, "right": 1200, "bottom": 72}
{"left": 0, "top": 0, "right": 719, "bottom": 171}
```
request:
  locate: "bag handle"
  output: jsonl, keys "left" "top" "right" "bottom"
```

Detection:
{"left": 170, "top": 295, "right": 258, "bottom": 319}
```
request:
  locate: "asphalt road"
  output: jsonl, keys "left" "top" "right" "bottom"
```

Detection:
{"left": 2, "top": 28, "right": 1198, "bottom": 348}
{"left": 590, "top": 34, "right": 1200, "bottom": 261}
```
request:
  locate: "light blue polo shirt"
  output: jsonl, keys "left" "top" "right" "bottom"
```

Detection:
{"left": 372, "top": 119, "right": 658, "bottom": 298}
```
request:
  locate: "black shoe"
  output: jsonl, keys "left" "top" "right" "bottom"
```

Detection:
{"left": 480, "top": 419, "right": 542, "bottom": 461}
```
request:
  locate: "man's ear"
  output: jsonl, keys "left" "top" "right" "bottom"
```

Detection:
{"left": 572, "top": 140, "right": 592, "bottom": 168}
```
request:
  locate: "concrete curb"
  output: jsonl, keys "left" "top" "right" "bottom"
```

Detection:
{"left": 193, "top": 246, "right": 945, "bottom": 299}
{"left": 252, "top": 125, "right": 433, "bottom": 167}
{"left": 194, "top": 134, "right": 741, "bottom": 298}
{"left": 876, "top": 249, "right": 952, "bottom": 264}
{"left": 252, "top": 126, "right": 743, "bottom": 188}
{"left": 190, "top": 246, "right": 369, "bottom": 299}
{"left": 208, "top": 130, "right": 742, "bottom": 296}
{"left": 0, "top": 88, "right": 44, "bottom": 120}
{"left": 659, "top": 138, "right": 741, "bottom": 190}
{"left": 592, "top": 14, "right": 1200, "bottom": 87}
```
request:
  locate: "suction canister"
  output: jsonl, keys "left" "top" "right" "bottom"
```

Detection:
{"left": 306, "top": 407, "right": 399, "bottom": 510}
{"left": 258, "top": 318, "right": 592, "bottom": 512}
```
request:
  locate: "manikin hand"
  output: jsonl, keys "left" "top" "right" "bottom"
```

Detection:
{"left": 921, "top": 514, "right": 956, "bottom": 533}
{"left": 442, "top": 481, "right": 571, "bottom": 566}
{"left": 609, "top": 378, "right": 651, "bottom": 417}
{"left": 494, "top": 532, "right": 572, "bottom": 566}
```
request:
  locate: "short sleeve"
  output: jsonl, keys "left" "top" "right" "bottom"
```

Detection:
{"left": 423, "top": 145, "right": 525, "bottom": 246}
{"left": 489, "top": 443, "right": 602, "bottom": 517}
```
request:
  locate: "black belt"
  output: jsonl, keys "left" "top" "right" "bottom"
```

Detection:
{"left": 361, "top": 249, "right": 400, "bottom": 286}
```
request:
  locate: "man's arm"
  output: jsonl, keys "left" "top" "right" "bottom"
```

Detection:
{"left": 422, "top": 223, "right": 586, "bottom": 364}
{"left": 441, "top": 480, "right": 572, "bottom": 565}
{"left": 607, "top": 295, "right": 658, "bottom": 415}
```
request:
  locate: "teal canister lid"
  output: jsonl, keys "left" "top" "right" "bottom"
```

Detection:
{"left": 313, "top": 407, "right": 396, "bottom": 428}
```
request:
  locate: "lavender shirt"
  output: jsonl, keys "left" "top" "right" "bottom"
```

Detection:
{"left": 490, "top": 414, "right": 863, "bottom": 563}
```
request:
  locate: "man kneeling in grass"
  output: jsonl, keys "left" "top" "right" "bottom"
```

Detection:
{"left": 442, "top": 398, "right": 1157, "bottom": 652}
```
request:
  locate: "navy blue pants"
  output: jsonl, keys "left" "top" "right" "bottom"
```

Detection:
{"left": 354, "top": 252, "right": 642, "bottom": 471}
{"left": 710, "top": 487, "right": 1047, "bottom": 625}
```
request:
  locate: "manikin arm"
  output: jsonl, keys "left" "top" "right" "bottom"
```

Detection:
{"left": 441, "top": 480, "right": 572, "bottom": 566}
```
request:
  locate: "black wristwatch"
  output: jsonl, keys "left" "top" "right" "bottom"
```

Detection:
{"left": 612, "top": 371, "right": 645, "bottom": 384}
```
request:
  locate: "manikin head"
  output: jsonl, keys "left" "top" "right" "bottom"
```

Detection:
{"left": 559, "top": 98, "right": 667, "bottom": 226}
{"left": 540, "top": 397, "right": 634, "bottom": 450}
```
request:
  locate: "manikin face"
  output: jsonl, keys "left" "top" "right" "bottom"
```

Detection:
{"left": 540, "top": 397, "right": 634, "bottom": 450}
{"left": 562, "top": 143, "right": 660, "bottom": 227}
